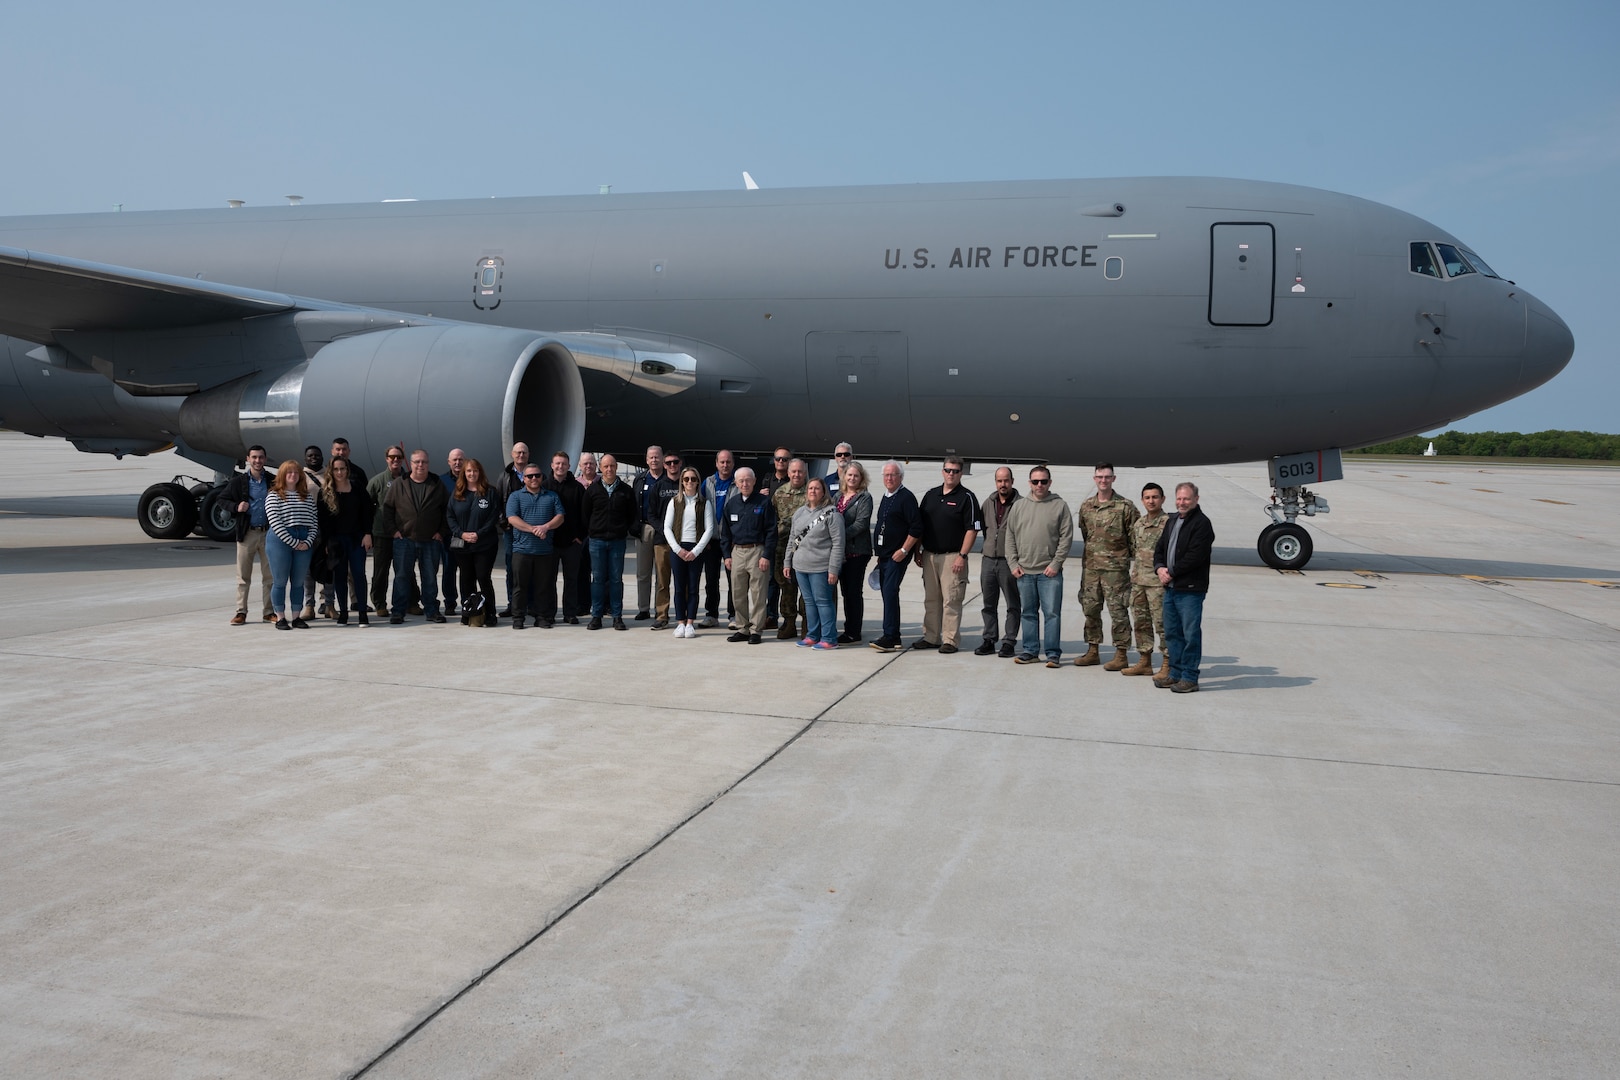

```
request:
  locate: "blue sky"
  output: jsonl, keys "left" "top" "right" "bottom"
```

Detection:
{"left": 3, "top": 0, "right": 1614, "bottom": 432}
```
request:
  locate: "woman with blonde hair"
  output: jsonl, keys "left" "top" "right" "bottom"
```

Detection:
{"left": 786, "top": 476, "right": 845, "bottom": 649}
{"left": 266, "top": 459, "right": 320, "bottom": 629}
{"left": 662, "top": 465, "right": 715, "bottom": 638}
{"left": 835, "top": 460, "right": 874, "bottom": 643}
{"left": 316, "top": 457, "right": 373, "bottom": 625}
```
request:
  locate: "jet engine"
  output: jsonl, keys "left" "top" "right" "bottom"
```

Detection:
{"left": 178, "top": 324, "right": 587, "bottom": 477}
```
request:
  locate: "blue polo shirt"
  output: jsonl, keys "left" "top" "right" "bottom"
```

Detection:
{"left": 506, "top": 488, "right": 563, "bottom": 555}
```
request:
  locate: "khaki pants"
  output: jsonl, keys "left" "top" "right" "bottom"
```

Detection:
{"left": 235, "top": 528, "right": 272, "bottom": 617}
{"left": 730, "top": 544, "right": 770, "bottom": 634}
{"left": 920, "top": 549, "right": 970, "bottom": 647}
{"left": 1131, "top": 581, "right": 1166, "bottom": 654}
{"left": 653, "top": 543, "right": 672, "bottom": 619}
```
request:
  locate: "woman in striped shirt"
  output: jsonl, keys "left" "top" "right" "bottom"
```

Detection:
{"left": 266, "top": 459, "right": 321, "bottom": 630}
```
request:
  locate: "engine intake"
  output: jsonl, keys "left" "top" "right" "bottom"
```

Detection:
{"left": 179, "top": 324, "right": 586, "bottom": 474}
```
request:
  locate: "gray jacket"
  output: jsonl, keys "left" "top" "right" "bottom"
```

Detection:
{"left": 785, "top": 503, "right": 846, "bottom": 575}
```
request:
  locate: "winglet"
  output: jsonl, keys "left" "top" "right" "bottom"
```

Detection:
{"left": 742, "top": 171, "right": 759, "bottom": 191}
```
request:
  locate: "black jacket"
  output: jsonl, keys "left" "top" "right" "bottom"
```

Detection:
{"left": 581, "top": 480, "right": 639, "bottom": 540}
{"left": 542, "top": 472, "right": 586, "bottom": 546}
{"left": 1153, "top": 505, "right": 1215, "bottom": 593}
{"left": 446, "top": 487, "right": 503, "bottom": 553}
{"left": 221, "top": 468, "right": 271, "bottom": 542}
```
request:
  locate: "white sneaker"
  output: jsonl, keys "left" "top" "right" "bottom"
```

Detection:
{"left": 672, "top": 625, "right": 684, "bottom": 639}
{"left": 685, "top": 623, "right": 698, "bottom": 638}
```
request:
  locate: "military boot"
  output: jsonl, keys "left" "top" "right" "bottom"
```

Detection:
{"left": 1121, "top": 651, "right": 1153, "bottom": 676}
{"left": 1103, "top": 647, "right": 1130, "bottom": 671}
{"left": 1152, "top": 657, "right": 1174, "bottom": 688}
{"left": 1072, "top": 644, "right": 1101, "bottom": 667}
{"left": 776, "top": 616, "right": 798, "bottom": 640}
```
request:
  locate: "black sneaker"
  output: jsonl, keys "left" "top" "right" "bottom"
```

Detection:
{"left": 869, "top": 637, "right": 902, "bottom": 653}
{"left": 290, "top": 617, "right": 310, "bottom": 629}
{"left": 1014, "top": 654, "right": 1039, "bottom": 664}
{"left": 974, "top": 640, "right": 996, "bottom": 656}
{"left": 389, "top": 615, "right": 405, "bottom": 625}
{"left": 445, "top": 600, "right": 457, "bottom": 615}
{"left": 998, "top": 642, "right": 1015, "bottom": 659}
{"left": 336, "top": 612, "right": 348, "bottom": 625}
{"left": 588, "top": 617, "right": 603, "bottom": 630}
{"left": 427, "top": 613, "right": 447, "bottom": 624}
{"left": 498, "top": 607, "right": 512, "bottom": 618}
{"left": 727, "top": 631, "right": 749, "bottom": 643}
{"left": 910, "top": 639, "right": 939, "bottom": 651}
{"left": 837, "top": 631, "right": 861, "bottom": 644}
{"left": 651, "top": 618, "right": 669, "bottom": 630}
{"left": 275, "top": 618, "right": 291, "bottom": 630}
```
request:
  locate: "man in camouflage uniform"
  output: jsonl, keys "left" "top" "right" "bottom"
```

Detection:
{"left": 771, "top": 457, "right": 809, "bottom": 639}
{"left": 1074, "top": 462, "right": 1140, "bottom": 668}
{"left": 1122, "top": 482, "right": 1169, "bottom": 678}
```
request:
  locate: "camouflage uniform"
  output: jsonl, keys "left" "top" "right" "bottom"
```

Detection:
{"left": 1077, "top": 493, "right": 1139, "bottom": 647}
{"left": 772, "top": 482, "right": 808, "bottom": 626}
{"left": 1129, "top": 509, "right": 1169, "bottom": 654}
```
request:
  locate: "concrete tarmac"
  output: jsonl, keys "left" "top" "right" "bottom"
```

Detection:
{"left": 1, "top": 433, "right": 1616, "bottom": 1078}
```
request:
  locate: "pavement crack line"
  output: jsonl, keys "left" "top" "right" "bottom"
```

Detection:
{"left": 347, "top": 652, "right": 906, "bottom": 1079}
{"left": 823, "top": 717, "right": 1620, "bottom": 788}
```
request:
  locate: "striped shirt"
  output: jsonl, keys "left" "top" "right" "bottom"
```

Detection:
{"left": 266, "top": 490, "right": 320, "bottom": 547}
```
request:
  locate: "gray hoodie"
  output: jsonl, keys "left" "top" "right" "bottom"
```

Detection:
{"left": 1003, "top": 494, "right": 1074, "bottom": 574}
{"left": 785, "top": 503, "right": 846, "bottom": 575}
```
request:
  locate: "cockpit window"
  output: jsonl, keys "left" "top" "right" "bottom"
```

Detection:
{"left": 1459, "top": 246, "right": 1499, "bottom": 278}
{"left": 1410, "top": 242, "right": 1441, "bottom": 277}
{"left": 1435, "top": 243, "right": 1476, "bottom": 278}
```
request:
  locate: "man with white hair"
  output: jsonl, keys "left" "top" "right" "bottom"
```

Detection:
{"left": 868, "top": 460, "right": 922, "bottom": 652}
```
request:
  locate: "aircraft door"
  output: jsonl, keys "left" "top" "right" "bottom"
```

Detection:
{"left": 1209, "top": 223, "right": 1275, "bottom": 326}
{"left": 805, "top": 332, "right": 913, "bottom": 445}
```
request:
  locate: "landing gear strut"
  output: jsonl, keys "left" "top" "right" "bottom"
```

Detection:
{"left": 1259, "top": 450, "right": 1342, "bottom": 571}
{"left": 136, "top": 474, "right": 235, "bottom": 541}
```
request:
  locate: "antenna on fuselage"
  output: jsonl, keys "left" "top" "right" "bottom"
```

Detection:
{"left": 284, "top": 195, "right": 304, "bottom": 206}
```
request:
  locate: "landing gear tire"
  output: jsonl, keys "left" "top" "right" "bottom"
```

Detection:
{"left": 1258, "top": 522, "right": 1313, "bottom": 571}
{"left": 138, "top": 483, "right": 199, "bottom": 540}
{"left": 199, "top": 487, "right": 239, "bottom": 543}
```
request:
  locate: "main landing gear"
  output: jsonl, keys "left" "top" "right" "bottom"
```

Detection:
{"left": 137, "top": 475, "right": 237, "bottom": 542}
{"left": 1257, "top": 450, "right": 1342, "bottom": 571}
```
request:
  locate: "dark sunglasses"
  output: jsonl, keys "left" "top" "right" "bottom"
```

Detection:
{"left": 1030, "top": 478, "right": 1051, "bottom": 485}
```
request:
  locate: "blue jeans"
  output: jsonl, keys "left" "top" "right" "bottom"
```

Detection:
{"left": 392, "top": 538, "right": 442, "bottom": 617}
{"left": 1162, "top": 588, "right": 1205, "bottom": 684}
{"left": 878, "top": 554, "right": 908, "bottom": 640}
{"left": 1017, "top": 570, "right": 1064, "bottom": 660}
{"left": 267, "top": 526, "right": 313, "bottom": 616}
{"left": 589, "top": 537, "right": 627, "bottom": 618}
{"left": 797, "top": 569, "right": 837, "bottom": 644}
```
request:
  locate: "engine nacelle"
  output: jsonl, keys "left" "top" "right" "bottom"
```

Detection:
{"left": 179, "top": 324, "right": 586, "bottom": 476}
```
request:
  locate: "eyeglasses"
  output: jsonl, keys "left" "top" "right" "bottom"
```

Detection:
{"left": 666, "top": 459, "right": 681, "bottom": 466}
{"left": 386, "top": 454, "right": 403, "bottom": 461}
{"left": 834, "top": 451, "right": 851, "bottom": 458}
{"left": 774, "top": 456, "right": 790, "bottom": 462}
{"left": 524, "top": 473, "right": 543, "bottom": 480}
{"left": 942, "top": 468, "right": 961, "bottom": 475}
{"left": 1030, "top": 478, "right": 1051, "bottom": 485}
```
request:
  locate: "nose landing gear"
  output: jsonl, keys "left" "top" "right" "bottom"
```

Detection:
{"left": 1259, "top": 450, "right": 1341, "bottom": 571}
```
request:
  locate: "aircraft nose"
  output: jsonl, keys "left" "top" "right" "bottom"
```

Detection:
{"left": 1522, "top": 294, "right": 1574, "bottom": 389}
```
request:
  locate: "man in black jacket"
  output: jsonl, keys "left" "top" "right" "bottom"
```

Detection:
{"left": 1152, "top": 482, "right": 1216, "bottom": 693}
{"left": 581, "top": 454, "right": 640, "bottom": 630}
{"left": 542, "top": 450, "right": 587, "bottom": 624}
{"left": 223, "top": 445, "right": 273, "bottom": 625}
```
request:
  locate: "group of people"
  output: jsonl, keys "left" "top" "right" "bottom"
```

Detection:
{"left": 227, "top": 440, "right": 1214, "bottom": 691}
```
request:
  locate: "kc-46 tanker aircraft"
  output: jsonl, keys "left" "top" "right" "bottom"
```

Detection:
{"left": 0, "top": 177, "right": 1573, "bottom": 569}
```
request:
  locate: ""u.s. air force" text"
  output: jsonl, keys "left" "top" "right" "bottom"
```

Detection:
{"left": 883, "top": 245, "right": 1099, "bottom": 270}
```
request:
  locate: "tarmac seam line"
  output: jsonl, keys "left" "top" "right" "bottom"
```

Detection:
{"left": 346, "top": 652, "right": 905, "bottom": 1078}
{"left": 820, "top": 717, "right": 1620, "bottom": 788}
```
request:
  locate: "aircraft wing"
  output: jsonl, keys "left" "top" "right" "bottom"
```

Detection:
{"left": 0, "top": 244, "right": 301, "bottom": 345}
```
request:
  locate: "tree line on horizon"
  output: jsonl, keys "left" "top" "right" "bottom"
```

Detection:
{"left": 1350, "top": 430, "right": 1620, "bottom": 460}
